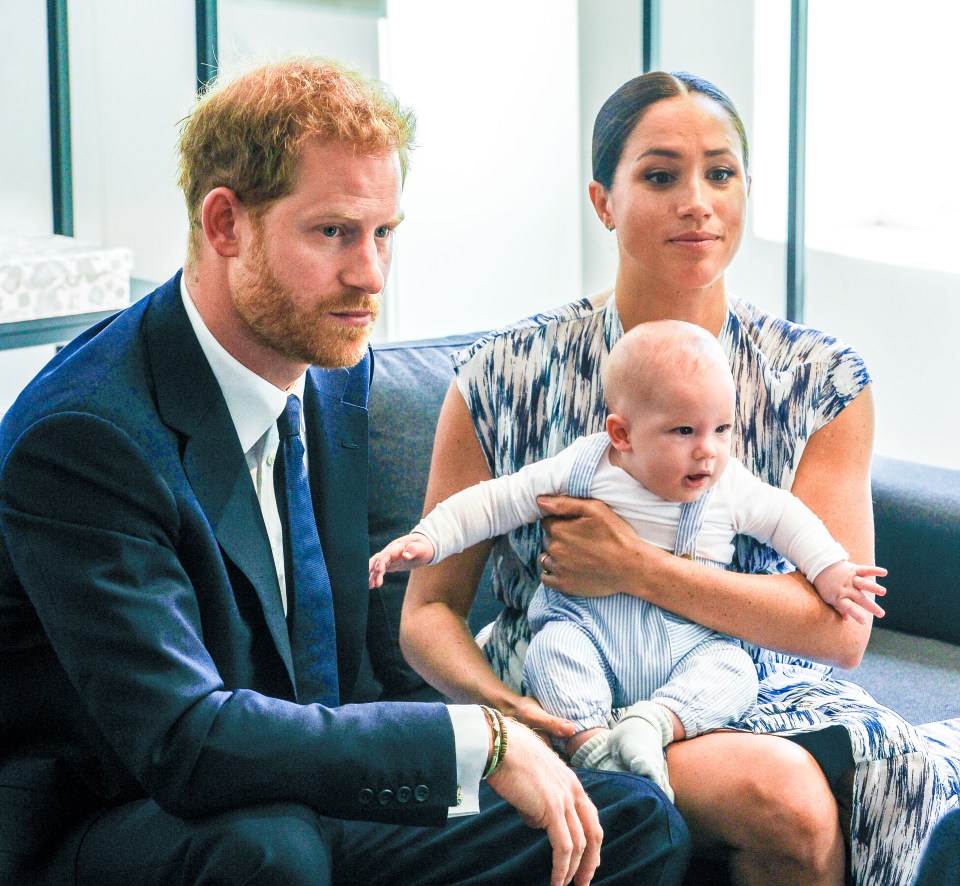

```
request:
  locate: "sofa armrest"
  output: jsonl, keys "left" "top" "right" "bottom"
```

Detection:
{"left": 871, "top": 455, "right": 960, "bottom": 646}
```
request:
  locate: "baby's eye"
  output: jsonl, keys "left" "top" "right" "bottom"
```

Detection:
{"left": 672, "top": 426, "right": 694, "bottom": 436}
{"left": 716, "top": 423, "right": 732, "bottom": 434}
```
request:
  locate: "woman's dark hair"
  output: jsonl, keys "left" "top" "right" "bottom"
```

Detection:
{"left": 592, "top": 71, "right": 749, "bottom": 189}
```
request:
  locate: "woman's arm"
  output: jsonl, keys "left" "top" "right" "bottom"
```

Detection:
{"left": 399, "top": 382, "right": 576, "bottom": 737}
{"left": 538, "top": 388, "right": 877, "bottom": 669}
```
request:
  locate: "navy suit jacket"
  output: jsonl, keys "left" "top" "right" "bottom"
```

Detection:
{"left": 0, "top": 273, "right": 456, "bottom": 872}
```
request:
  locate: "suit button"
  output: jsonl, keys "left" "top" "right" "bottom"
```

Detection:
{"left": 358, "top": 788, "right": 374, "bottom": 805}
{"left": 414, "top": 784, "right": 430, "bottom": 802}
{"left": 396, "top": 786, "right": 412, "bottom": 804}
{"left": 378, "top": 789, "right": 395, "bottom": 806}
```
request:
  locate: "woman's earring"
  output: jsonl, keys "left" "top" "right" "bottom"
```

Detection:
{"left": 606, "top": 221, "right": 615, "bottom": 231}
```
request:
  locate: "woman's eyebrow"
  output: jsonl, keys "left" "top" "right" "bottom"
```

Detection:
{"left": 635, "top": 147, "right": 737, "bottom": 161}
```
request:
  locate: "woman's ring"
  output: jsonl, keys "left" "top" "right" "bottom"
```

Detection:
{"left": 539, "top": 553, "right": 551, "bottom": 575}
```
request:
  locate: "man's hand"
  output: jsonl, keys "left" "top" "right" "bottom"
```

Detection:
{"left": 487, "top": 719, "right": 603, "bottom": 886}
{"left": 813, "top": 561, "right": 887, "bottom": 624}
{"left": 368, "top": 533, "right": 436, "bottom": 588}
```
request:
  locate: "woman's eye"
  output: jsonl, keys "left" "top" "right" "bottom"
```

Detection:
{"left": 708, "top": 168, "right": 735, "bottom": 183}
{"left": 645, "top": 170, "right": 674, "bottom": 186}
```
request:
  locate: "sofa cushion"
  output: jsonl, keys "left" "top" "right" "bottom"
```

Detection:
{"left": 365, "top": 333, "right": 500, "bottom": 701}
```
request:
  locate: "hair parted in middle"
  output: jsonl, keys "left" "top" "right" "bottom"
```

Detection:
{"left": 592, "top": 70, "right": 749, "bottom": 191}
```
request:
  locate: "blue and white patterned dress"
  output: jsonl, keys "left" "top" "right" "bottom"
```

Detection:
{"left": 453, "top": 290, "right": 960, "bottom": 886}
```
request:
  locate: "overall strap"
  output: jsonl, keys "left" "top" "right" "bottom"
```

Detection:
{"left": 567, "top": 434, "right": 612, "bottom": 498}
{"left": 674, "top": 491, "right": 714, "bottom": 561}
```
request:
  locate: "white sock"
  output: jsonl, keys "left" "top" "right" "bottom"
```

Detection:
{"left": 607, "top": 701, "right": 675, "bottom": 801}
{"left": 569, "top": 731, "right": 628, "bottom": 772}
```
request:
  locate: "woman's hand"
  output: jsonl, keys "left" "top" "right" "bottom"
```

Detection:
{"left": 537, "top": 495, "right": 670, "bottom": 599}
{"left": 502, "top": 693, "right": 578, "bottom": 744}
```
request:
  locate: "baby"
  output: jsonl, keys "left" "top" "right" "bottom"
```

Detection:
{"left": 370, "top": 320, "right": 886, "bottom": 799}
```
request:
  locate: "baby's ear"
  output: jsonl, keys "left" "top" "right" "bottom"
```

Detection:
{"left": 606, "top": 414, "right": 631, "bottom": 451}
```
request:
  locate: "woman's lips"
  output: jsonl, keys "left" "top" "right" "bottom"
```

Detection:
{"left": 669, "top": 232, "right": 720, "bottom": 250}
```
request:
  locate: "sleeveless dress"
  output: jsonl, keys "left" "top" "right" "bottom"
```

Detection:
{"left": 453, "top": 290, "right": 960, "bottom": 886}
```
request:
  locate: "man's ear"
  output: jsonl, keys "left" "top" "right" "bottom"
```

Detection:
{"left": 201, "top": 187, "right": 246, "bottom": 258}
{"left": 606, "top": 413, "right": 631, "bottom": 451}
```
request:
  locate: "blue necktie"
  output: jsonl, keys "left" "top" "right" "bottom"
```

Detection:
{"left": 274, "top": 395, "right": 339, "bottom": 706}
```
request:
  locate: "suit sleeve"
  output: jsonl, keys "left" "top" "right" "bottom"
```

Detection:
{"left": 0, "top": 410, "right": 456, "bottom": 825}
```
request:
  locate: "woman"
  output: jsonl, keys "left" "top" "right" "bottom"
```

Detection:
{"left": 400, "top": 72, "right": 957, "bottom": 884}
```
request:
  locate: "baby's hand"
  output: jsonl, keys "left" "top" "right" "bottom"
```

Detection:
{"left": 368, "top": 533, "right": 436, "bottom": 588}
{"left": 813, "top": 561, "right": 888, "bottom": 625}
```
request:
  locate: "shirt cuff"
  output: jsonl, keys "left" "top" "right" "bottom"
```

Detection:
{"left": 447, "top": 704, "right": 488, "bottom": 817}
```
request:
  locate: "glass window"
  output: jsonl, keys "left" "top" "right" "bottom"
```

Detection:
{"left": 754, "top": 0, "right": 960, "bottom": 276}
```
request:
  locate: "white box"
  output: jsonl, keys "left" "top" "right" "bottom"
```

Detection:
{"left": 0, "top": 233, "right": 133, "bottom": 324}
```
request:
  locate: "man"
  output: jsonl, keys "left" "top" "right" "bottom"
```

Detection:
{"left": 0, "top": 58, "right": 689, "bottom": 885}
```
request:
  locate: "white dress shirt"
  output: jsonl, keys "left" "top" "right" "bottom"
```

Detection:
{"left": 179, "top": 277, "right": 486, "bottom": 815}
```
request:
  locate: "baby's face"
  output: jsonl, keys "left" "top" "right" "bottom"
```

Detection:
{"left": 614, "top": 370, "right": 735, "bottom": 503}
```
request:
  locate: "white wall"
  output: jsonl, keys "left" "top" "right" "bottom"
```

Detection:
{"left": 577, "top": 0, "right": 641, "bottom": 296}
{"left": 381, "top": 0, "right": 583, "bottom": 340}
{"left": 68, "top": 0, "right": 196, "bottom": 284}
{"left": 0, "top": 1, "right": 59, "bottom": 406}
{"left": 219, "top": 0, "right": 381, "bottom": 72}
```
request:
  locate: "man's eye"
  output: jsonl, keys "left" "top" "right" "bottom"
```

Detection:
{"left": 375, "top": 226, "right": 391, "bottom": 239}
{"left": 321, "top": 225, "right": 340, "bottom": 238}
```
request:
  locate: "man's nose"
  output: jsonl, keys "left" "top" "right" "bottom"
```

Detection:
{"left": 341, "top": 236, "right": 385, "bottom": 294}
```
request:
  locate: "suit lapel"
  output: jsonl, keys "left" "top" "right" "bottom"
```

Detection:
{"left": 144, "top": 277, "right": 295, "bottom": 688}
{"left": 303, "top": 352, "right": 371, "bottom": 702}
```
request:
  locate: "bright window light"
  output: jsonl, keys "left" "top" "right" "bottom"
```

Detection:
{"left": 752, "top": 0, "right": 960, "bottom": 274}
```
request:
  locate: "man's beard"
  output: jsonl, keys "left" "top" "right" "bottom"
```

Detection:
{"left": 231, "top": 237, "right": 380, "bottom": 369}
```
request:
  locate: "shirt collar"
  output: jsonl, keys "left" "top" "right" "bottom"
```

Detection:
{"left": 180, "top": 275, "right": 306, "bottom": 452}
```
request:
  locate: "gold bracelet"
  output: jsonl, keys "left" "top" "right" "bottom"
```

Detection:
{"left": 480, "top": 705, "right": 503, "bottom": 779}
{"left": 492, "top": 710, "right": 508, "bottom": 769}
